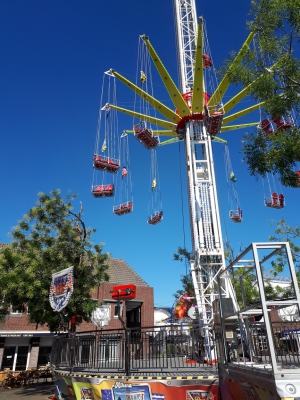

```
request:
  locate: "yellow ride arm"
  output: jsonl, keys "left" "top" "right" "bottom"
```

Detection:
{"left": 208, "top": 32, "right": 255, "bottom": 109}
{"left": 105, "top": 104, "right": 176, "bottom": 130}
{"left": 222, "top": 102, "right": 264, "bottom": 125}
{"left": 141, "top": 35, "right": 190, "bottom": 117}
{"left": 109, "top": 69, "right": 180, "bottom": 124}
{"left": 192, "top": 17, "right": 204, "bottom": 114}
{"left": 221, "top": 122, "right": 259, "bottom": 132}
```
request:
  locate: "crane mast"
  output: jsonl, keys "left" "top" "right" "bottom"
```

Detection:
{"left": 174, "top": 0, "right": 233, "bottom": 329}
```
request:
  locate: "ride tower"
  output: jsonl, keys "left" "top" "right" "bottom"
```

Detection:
{"left": 105, "top": 0, "right": 258, "bottom": 343}
{"left": 174, "top": 0, "right": 237, "bottom": 335}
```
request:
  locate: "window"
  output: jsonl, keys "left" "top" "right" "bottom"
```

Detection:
{"left": 37, "top": 346, "right": 52, "bottom": 366}
{"left": 9, "top": 305, "right": 22, "bottom": 316}
{"left": 114, "top": 303, "right": 123, "bottom": 318}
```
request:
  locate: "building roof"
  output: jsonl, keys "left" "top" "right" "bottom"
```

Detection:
{"left": 107, "top": 258, "right": 149, "bottom": 286}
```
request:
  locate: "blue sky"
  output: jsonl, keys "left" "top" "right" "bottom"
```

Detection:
{"left": 1, "top": 0, "right": 298, "bottom": 309}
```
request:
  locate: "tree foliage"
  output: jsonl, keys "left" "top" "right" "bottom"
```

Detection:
{"left": 220, "top": 0, "right": 300, "bottom": 186}
{"left": 173, "top": 247, "right": 194, "bottom": 300}
{"left": 0, "top": 190, "right": 110, "bottom": 332}
{"left": 172, "top": 247, "right": 195, "bottom": 318}
{"left": 269, "top": 219, "right": 300, "bottom": 282}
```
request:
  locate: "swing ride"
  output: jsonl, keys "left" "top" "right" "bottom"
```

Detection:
{"left": 88, "top": 0, "right": 300, "bottom": 398}
{"left": 91, "top": 0, "right": 299, "bottom": 330}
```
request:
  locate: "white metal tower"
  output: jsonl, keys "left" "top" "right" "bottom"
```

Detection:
{"left": 174, "top": 0, "right": 236, "bottom": 331}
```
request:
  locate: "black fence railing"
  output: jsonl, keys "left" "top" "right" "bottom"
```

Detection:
{"left": 51, "top": 325, "right": 217, "bottom": 376}
{"left": 224, "top": 321, "right": 300, "bottom": 369}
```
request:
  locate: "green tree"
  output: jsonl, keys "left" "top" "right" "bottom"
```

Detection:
{"left": 0, "top": 190, "right": 110, "bottom": 332}
{"left": 173, "top": 247, "right": 194, "bottom": 299}
{"left": 173, "top": 247, "right": 195, "bottom": 317}
{"left": 220, "top": 0, "right": 300, "bottom": 186}
{"left": 269, "top": 219, "right": 300, "bottom": 283}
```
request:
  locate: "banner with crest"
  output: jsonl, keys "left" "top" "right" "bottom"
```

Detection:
{"left": 49, "top": 266, "right": 74, "bottom": 312}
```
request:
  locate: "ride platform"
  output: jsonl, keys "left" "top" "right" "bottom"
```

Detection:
{"left": 51, "top": 325, "right": 220, "bottom": 400}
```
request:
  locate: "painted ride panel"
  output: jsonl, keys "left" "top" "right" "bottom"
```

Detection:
{"left": 53, "top": 374, "right": 220, "bottom": 400}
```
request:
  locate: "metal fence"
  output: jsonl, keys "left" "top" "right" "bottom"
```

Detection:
{"left": 225, "top": 321, "right": 300, "bottom": 369}
{"left": 51, "top": 325, "right": 217, "bottom": 375}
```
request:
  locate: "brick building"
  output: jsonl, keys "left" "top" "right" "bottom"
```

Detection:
{"left": 0, "top": 258, "right": 154, "bottom": 371}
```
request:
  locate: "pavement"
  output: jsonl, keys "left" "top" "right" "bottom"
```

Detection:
{"left": 0, "top": 382, "right": 55, "bottom": 400}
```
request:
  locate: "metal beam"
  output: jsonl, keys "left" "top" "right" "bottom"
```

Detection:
{"left": 105, "top": 104, "right": 176, "bottom": 130}
{"left": 192, "top": 17, "right": 204, "bottom": 114}
{"left": 109, "top": 69, "right": 180, "bottom": 123}
{"left": 141, "top": 35, "right": 191, "bottom": 117}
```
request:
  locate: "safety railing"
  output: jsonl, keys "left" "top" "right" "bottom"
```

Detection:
{"left": 51, "top": 325, "right": 218, "bottom": 376}
{"left": 225, "top": 321, "right": 300, "bottom": 370}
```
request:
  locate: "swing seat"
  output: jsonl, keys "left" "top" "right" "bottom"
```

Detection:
{"left": 264, "top": 195, "right": 285, "bottom": 209}
{"left": 202, "top": 54, "right": 213, "bottom": 68}
{"left": 260, "top": 119, "right": 274, "bottom": 135}
{"left": 293, "top": 171, "right": 300, "bottom": 187}
{"left": 206, "top": 112, "right": 223, "bottom": 135}
{"left": 229, "top": 210, "right": 242, "bottom": 223}
{"left": 275, "top": 121, "right": 293, "bottom": 132}
{"left": 93, "top": 154, "right": 120, "bottom": 173}
{"left": 147, "top": 211, "right": 163, "bottom": 225}
{"left": 272, "top": 115, "right": 293, "bottom": 132}
{"left": 113, "top": 202, "right": 133, "bottom": 216}
{"left": 133, "top": 126, "right": 159, "bottom": 149}
{"left": 92, "top": 184, "right": 114, "bottom": 198}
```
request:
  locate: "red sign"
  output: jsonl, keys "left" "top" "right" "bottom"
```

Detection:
{"left": 111, "top": 284, "right": 136, "bottom": 300}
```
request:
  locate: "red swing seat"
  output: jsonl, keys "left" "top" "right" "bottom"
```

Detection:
{"left": 265, "top": 193, "right": 285, "bottom": 208}
{"left": 260, "top": 119, "right": 274, "bottom": 136}
{"left": 93, "top": 154, "right": 120, "bottom": 173}
{"left": 133, "top": 122, "right": 159, "bottom": 150}
{"left": 92, "top": 184, "right": 114, "bottom": 198}
{"left": 202, "top": 54, "right": 213, "bottom": 68}
{"left": 113, "top": 201, "right": 133, "bottom": 216}
{"left": 147, "top": 211, "right": 163, "bottom": 225}
{"left": 229, "top": 209, "right": 242, "bottom": 223}
{"left": 272, "top": 115, "right": 293, "bottom": 132}
{"left": 294, "top": 171, "right": 300, "bottom": 187}
{"left": 203, "top": 104, "right": 223, "bottom": 135}
{"left": 206, "top": 112, "right": 223, "bottom": 135}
